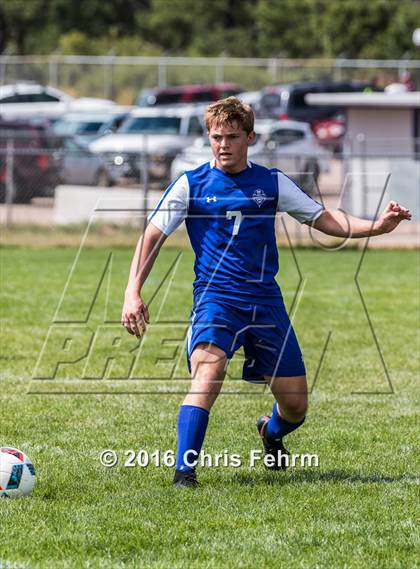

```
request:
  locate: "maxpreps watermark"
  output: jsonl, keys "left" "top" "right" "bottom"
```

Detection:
{"left": 99, "top": 449, "right": 319, "bottom": 469}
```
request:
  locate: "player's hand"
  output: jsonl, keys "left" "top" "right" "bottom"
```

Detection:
{"left": 375, "top": 201, "right": 411, "bottom": 234}
{"left": 121, "top": 292, "right": 149, "bottom": 338}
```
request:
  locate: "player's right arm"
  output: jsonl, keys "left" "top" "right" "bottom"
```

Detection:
{"left": 122, "top": 223, "right": 167, "bottom": 337}
{"left": 122, "top": 174, "right": 190, "bottom": 337}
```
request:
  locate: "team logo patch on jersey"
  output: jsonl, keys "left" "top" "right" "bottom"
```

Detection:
{"left": 252, "top": 189, "right": 267, "bottom": 207}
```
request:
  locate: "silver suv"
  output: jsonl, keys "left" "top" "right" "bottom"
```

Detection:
{"left": 89, "top": 105, "right": 205, "bottom": 183}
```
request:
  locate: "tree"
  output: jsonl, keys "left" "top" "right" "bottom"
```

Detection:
{"left": 320, "top": 0, "right": 420, "bottom": 59}
{"left": 0, "top": 0, "right": 49, "bottom": 54}
{"left": 1, "top": 0, "right": 418, "bottom": 59}
{"left": 136, "top": 0, "right": 195, "bottom": 53}
{"left": 254, "top": 0, "right": 324, "bottom": 58}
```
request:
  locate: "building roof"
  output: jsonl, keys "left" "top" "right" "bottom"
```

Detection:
{"left": 306, "top": 92, "right": 420, "bottom": 108}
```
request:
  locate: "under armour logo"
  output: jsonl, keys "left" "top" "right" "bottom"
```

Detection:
{"left": 206, "top": 195, "right": 217, "bottom": 203}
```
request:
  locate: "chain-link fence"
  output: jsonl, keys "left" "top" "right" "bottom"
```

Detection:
{"left": 342, "top": 137, "right": 420, "bottom": 221}
{"left": 0, "top": 143, "right": 325, "bottom": 203}
{"left": 1, "top": 55, "right": 419, "bottom": 103}
{"left": 0, "top": 127, "right": 418, "bottom": 246}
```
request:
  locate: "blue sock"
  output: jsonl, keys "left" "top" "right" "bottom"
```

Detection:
{"left": 176, "top": 405, "right": 209, "bottom": 472}
{"left": 266, "top": 402, "right": 305, "bottom": 441}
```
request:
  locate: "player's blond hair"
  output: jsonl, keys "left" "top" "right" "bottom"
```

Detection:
{"left": 205, "top": 97, "right": 254, "bottom": 134}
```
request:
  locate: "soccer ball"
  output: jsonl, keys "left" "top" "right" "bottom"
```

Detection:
{"left": 0, "top": 447, "right": 36, "bottom": 498}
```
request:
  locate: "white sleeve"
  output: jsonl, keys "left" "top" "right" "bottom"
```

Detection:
{"left": 147, "top": 174, "right": 189, "bottom": 236}
{"left": 276, "top": 171, "right": 324, "bottom": 224}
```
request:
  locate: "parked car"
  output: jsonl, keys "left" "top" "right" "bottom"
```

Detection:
{"left": 52, "top": 110, "right": 130, "bottom": 143}
{"left": 0, "top": 119, "right": 61, "bottom": 202}
{"left": 94, "top": 112, "right": 131, "bottom": 139}
{"left": 57, "top": 137, "right": 114, "bottom": 186}
{"left": 259, "top": 81, "right": 381, "bottom": 124}
{"left": 0, "top": 82, "right": 117, "bottom": 120}
{"left": 170, "top": 119, "right": 330, "bottom": 194}
{"left": 0, "top": 82, "right": 73, "bottom": 118}
{"left": 237, "top": 90, "right": 266, "bottom": 118}
{"left": 89, "top": 105, "right": 206, "bottom": 183}
{"left": 311, "top": 112, "right": 346, "bottom": 153}
{"left": 135, "top": 83, "right": 243, "bottom": 107}
{"left": 0, "top": 82, "right": 72, "bottom": 110}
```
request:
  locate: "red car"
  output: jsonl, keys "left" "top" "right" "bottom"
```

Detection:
{"left": 311, "top": 114, "right": 346, "bottom": 153}
{"left": 0, "top": 119, "right": 61, "bottom": 203}
{"left": 135, "top": 83, "right": 243, "bottom": 107}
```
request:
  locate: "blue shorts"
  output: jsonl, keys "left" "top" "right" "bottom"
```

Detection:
{"left": 186, "top": 299, "right": 306, "bottom": 382}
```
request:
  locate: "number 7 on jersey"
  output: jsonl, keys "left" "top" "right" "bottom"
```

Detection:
{"left": 226, "top": 210, "right": 243, "bottom": 236}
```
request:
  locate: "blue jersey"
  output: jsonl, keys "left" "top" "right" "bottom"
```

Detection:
{"left": 148, "top": 160, "right": 323, "bottom": 305}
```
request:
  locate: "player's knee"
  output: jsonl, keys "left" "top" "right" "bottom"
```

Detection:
{"left": 282, "top": 395, "right": 308, "bottom": 421}
{"left": 190, "top": 371, "right": 224, "bottom": 392}
{"left": 185, "top": 373, "right": 223, "bottom": 410}
{"left": 191, "top": 359, "right": 226, "bottom": 384}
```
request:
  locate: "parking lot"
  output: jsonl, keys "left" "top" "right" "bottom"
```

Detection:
{"left": 1, "top": 79, "right": 418, "bottom": 248}
{"left": 1, "top": 159, "right": 417, "bottom": 248}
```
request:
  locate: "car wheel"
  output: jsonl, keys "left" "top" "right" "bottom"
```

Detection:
{"left": 14, "top": 176, "right": 35, "bottom": 203}
{"left": 95, "top": 168, "right": 112, "bottom": 187}
{"left": 300, "top": 161, "right": 320, "bottom": 195}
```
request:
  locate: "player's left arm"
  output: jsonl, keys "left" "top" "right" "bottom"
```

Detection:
{"left": 310, "top": 201, "right": 412, "bottom": 238}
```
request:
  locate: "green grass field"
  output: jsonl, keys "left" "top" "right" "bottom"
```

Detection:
{"left": 0, "top": 243, "right": 419, "bottom": 568}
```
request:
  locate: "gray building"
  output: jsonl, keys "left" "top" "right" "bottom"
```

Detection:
{"left": 307, "top": 92, "right": 420, "bottom": 221}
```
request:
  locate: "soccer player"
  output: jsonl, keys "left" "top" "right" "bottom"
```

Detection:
{"left": 122, "top": 97, "right": 411, "bottom": 487}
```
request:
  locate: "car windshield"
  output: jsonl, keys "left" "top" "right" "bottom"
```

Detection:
{"left": 119, "top": 116, "right": 182, "bottom": 134}
{"left": 76, "top": 121, "right": 104, "bottom": 134}
{"left": 261, "top": 93, "right": 281, "bottom": 108}
{"left": 53, "top": 119, "right": 104, "bottom": 136}
{"left": 97, "top": 114, "right": 128, "bottom": 135}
